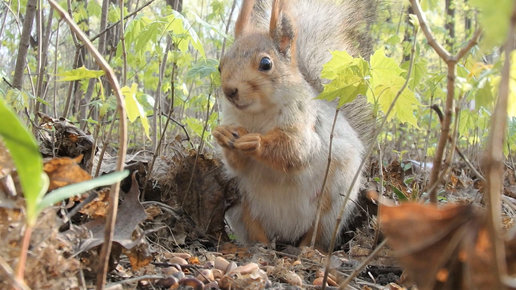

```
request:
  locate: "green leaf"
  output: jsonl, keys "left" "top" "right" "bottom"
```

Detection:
{"left": 187, "top": 59, "right": 219, "bottom": 80}
{"left": 475, "top": 79, "right": 495, "bottom": 111}
{"left": 401, "top": 60, "right": 427, "bottom": 91}
{"left": 56, "top": 66, "right": 105, "bottom": 81}
{"left": 172, "top": 10, "right": 205, "bottom": 58}
{"left": 391, "top": 185, "right": 409, "bottom": 202}
{"left": 87, "top": 0, "right": 102, "bottom": 18}
{"left": 459, "top": 109, "right": 477, "bottom": 137}
{"left": 319, "top": 72, "right": 368, "bottom": 106}
{"left": 375, "top": 75, "right": 420, "bottom": 127}
{"left": 122, "top": 83, "right": 151, "bottom": 139}
{"left": 470, "top": 0, "right": 513, "bottom": 51}
{"left": 134, "top": 20, "right": 161, "bottom": 52}
{"left": 319, "top": 50, "right": 370, "bottom": 106}
{"left": 321, "top": 50, "right": 354, "bottom": 80}
{"left": 0, "top": 97, "right": 46, "bottom": 225}
{"left": 370, "top": 49, "right": 405, "bottom": 88}
{"left": 37, "top": 170, "right": 130, "bottom": 213}
{"left": 108, "top": 3, "right": 121, "bottom": 23}
{"left": 185, "top": 117, "right": 205, "bottom": 138}
{"left": 193, "top": 13, "right": 230, "bottom": 40}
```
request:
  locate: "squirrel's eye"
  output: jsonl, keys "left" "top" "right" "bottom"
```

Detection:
{"left": 218, "top": 65, "right": 221, "bottom": 73}
{"left": 259, "top": 57, "right": 272, "bottom": 71}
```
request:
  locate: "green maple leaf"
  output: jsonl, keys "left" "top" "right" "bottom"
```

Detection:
{"left": 370, "top": 49, "right": 405, "bottom": 88}
{"left": 319, "top": 51, "right": 370, "bottom": 107}
{"left": 401, "top": 60, "right": 428, "bottom": 91}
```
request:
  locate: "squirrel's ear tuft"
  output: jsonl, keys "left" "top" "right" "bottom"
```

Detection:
{"left": 269, "top": 0, "right": 297, "bottom": 64}
{"left": 235, "top": 0, "right": 255, "bottom": 39}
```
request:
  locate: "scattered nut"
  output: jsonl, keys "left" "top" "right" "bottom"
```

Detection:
{"left": 179, "top": 277, "right": 204, "bottom": 290}
{"left": 169, "top": 257, "right": 188, "bottom": 265}
{"left": 214, "top": 257, "right": 230, "bottom": 271}
{"left": 229, "top": 262, "right": 259, "bottom": 275}
{"left": 225, "top": 261, "right": 237, "bottom": 273}
{"left": 196, "top": 269, "right": 215, "bottom": 283}
{"left": 163, "top": 266, "right": 180, "bottom": 276}
{"left": 173, "top": 252, "right": 192, "bottom": 259}
{"left": 284, "top": 271, "right": 303, "bottom": 286}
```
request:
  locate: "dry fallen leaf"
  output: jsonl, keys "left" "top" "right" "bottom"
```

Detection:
{"left": 44, "top": 155, "right": 91, "bottom": 191}
{"left": 72, "top": 172, "right": 147, "bottom": 255}
{"left": 380, "top": 203, "right": 516, "bottom": 290}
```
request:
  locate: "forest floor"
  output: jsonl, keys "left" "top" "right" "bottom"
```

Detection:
{"left": 1, "top": 120, "right": 515, "bottom": 290}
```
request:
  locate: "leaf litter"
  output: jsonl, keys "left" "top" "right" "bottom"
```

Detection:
{"left": 1, "top": 118, "right": 516, "bottom": 289}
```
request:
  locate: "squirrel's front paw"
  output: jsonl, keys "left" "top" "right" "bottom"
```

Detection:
{"left": 234, "top": 133, "right": 262, "bottom": 155}
{"left": 212, "top": 126, "right": 248, "bottom": 149}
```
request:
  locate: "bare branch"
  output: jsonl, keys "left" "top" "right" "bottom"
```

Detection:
{"left": 411, "top": 0, "right": 450, "bottom": 61}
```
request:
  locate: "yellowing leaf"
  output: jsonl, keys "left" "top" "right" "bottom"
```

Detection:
{"left": 319, "top": 51, "right": 370, "bottom": 106}
{"left": 321, "top": 50, "right": 355, "bottom": 80}
{"left": 370, "top": 49, "right": 405, "bottom": 88}
{"left": 122, "top": 83, "right": 150, "bottom": 139}
{"left": 57, "top": 66, "right": 105, "bottom": 81}
{"left": 375, "top": 75, "right": 420, "bottom": 127}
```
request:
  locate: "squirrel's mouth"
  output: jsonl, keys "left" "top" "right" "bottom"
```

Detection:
{"left": 227, "top": 98, "right": 251, "bottom": 110}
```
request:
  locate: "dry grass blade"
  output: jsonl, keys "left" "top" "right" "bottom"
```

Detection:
{"left": 46, "top": 1, "right": 128, "bottom": 289}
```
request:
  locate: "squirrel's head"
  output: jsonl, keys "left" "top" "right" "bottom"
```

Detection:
{"left": 219, "top": 0, "right": 304, "bottom": 114}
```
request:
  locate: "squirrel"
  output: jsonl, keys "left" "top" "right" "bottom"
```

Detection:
{"left": 212, "top": 0, "right": 376, "bottom": 250}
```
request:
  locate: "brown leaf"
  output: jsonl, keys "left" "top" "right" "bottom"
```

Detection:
{"left": 75, "top": 188, "right": 109, "bottom": 218}
{"left": 44, "top": 155, "right": 91, "bottom": 191}
{"left": 122, "top": 242, "right": 153, "bottom": 271}
{"left": 72, "top": 172, "right": 147, "bottom": 255}
{"left": 380, "top": 203, "right": 509, "bottom": 290}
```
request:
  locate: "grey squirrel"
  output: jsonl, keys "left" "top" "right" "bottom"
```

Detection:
{"left": 212, "top": 0, "right": 375, "bottom": 250}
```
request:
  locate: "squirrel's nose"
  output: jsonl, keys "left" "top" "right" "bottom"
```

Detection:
{"left": 223, "top": 87, "right": 238, "bottom": 99}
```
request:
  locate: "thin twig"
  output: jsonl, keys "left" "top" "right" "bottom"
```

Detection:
{"left": 94, "top": 115, "right": 117, "bottom": 177}
{"left": 431, "top": 105, "right": 485, "bottom": 182}
{"left": 372, "top": 141, "right": 383, "bottom": 249}
{"left": 183, "top": 95, "right": 212, "bottom": 205}
{"left": 338, "top": 240, "right": 388, "bottom": 289}
{"left": 142, "top": 61, "right": 177, "bottom": 199}
{"left": 311, "top": 109, "right": 339, "bottom": 248}
{"left": 119, "top": 0, "right": 127, "bottom": 86}
{"left": 220, "top": 0, "right": 237, "bottom": 58}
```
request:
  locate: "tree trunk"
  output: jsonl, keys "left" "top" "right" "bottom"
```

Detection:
{"left": 464, "top": 0, "right": 472, "bottom": 39}
{"left": 445, "top": 0, "right": 455, "bottom": 51}
{"left": 402, "top": 4, "right": 414, "bottom": 62}
{"left": 12, "top": 0, "right": 37, "bottom": 90}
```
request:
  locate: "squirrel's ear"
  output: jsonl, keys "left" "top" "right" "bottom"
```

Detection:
{"left": 269, "top": 0, "right": 297, "bottom": 64}
{"left": 235, "top": 0, "right": 255, "bottom": 39}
